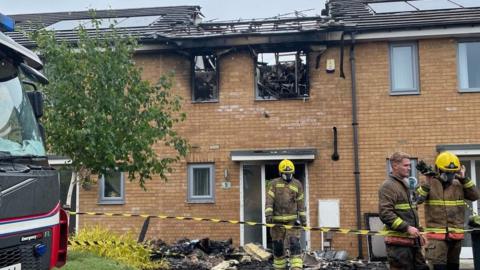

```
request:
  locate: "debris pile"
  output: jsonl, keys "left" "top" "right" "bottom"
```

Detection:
{"left": 303, "top": 251, "right": 388, "bottom": 270}
{"left": 148, "top": 238, "right": 272, "bottom": 270}
{"left": 147, "top": 238, "right": 388, "bottom": 270}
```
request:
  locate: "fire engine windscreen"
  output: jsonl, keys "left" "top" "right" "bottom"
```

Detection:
{"left": 0, "top": 58, "right": 45, "bottom": 156}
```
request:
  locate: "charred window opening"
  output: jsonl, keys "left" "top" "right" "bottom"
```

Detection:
{"left": 256, "top": 51, "right": 308, "bottom": 100}
{"left": 192, "top": 54, "right": 218, "bottom": 102}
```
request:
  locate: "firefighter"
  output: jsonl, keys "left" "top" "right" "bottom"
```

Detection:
{"left": 417, "top": 151, "right": 479, "bottom": 270}
{"left": 378, "top": 152, "right": 429, "bottom": 270}
{"left": 265, "top": 159, "right": 306, "bottom": 270}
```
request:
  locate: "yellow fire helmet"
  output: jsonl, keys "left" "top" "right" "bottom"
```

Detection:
{"left": 435, "top": 151, "right": 460, "bottom": 172}
{"left": 278, "top": 159, "right": 295, "bottom": 174}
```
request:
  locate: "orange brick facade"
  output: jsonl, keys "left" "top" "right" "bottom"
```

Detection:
{"left": 78, "top": 37, "right": 480, "bottom": 257}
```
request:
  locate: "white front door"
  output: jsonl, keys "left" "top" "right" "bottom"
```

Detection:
{"left": 240, "top": 162, "right": 310, "bottom": 250}
{"left": 459, "top": 158, "right": 480, "bottom": 258}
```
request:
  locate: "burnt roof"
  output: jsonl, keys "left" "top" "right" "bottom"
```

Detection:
{"left": 7, "top": 6, "right": 201, "bottom": 47}
{"left": 327, "top": 0, "right": 480, "bottom": 32}
{"left": 6, "top": 6, "right": 346, "bottom": 50}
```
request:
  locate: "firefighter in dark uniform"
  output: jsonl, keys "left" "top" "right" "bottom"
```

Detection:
{"left": 265, "top": 159, "right": 306, "bottom": 270}
{"left": 378, "top": 152, "right": 429, "bottom": 270}
{"left": 417, "top": 151, "right": 479, "bottom": 270}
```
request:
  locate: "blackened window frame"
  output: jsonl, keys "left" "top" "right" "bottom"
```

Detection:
{"left": 191, "top": 54, "right": 219, "bottom": 103}
{"left": 254, "top": 50, "right": 309, "bottom": 100}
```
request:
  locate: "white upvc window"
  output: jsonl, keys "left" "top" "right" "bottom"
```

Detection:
{"left": 98, "top": 171, "right": 125, "bottom": 204}
{"left": 187, "top": 163, "right": 215, "bottom": 203}
{"left": 389, "top": 42, "right": 419, "bottom": 95}
{"left": 458, "top": 41, "right": 480, "bottom": 91}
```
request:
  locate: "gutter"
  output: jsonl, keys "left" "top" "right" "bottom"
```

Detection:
{"left": 345, "top": 25, "right": 480, "bottom": 41}
{"left": 349, "top": 31, "right": 363, "bottom": 259}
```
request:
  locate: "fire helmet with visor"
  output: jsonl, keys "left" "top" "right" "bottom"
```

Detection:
{"left": 278, "top": 159, "right": 295, "bottom": 181}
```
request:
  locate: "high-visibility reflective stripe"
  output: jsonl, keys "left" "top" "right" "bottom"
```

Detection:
{"left": 448, "top": 233, "right": 465, "bottom": 240}
{"left": 449, "top": 228, "right": 465, "bottom": 233}
{"left": 273, "top": 215, "right": 298, "bottom": 222}
{"left": 392, "top": 217, "right": 403, "bottom": 230}
{"left": 417, "top": 186, "right": 428, "bottom": 196}
{"left": 288, "top": 185, "right": 298, "bottom": 193}
{"left": 273, "top": 258, "right": 287, "bottom": 269}
{"left": 291, "top": 256, "right": 303, "bottom": 268}
{"left": 424, "top": 227, "right": 465, "bottom": 233}
{"left": 276, "top": 183, "right": 285, "bottom": 188}
{"left": 296, "top": 193, "right": 304, "bottom": 201}
{"left": 268, "top": 190, "right": 275, "bottom": 198}
{"left": 265, "top": 208, "right": 273, "bottom": 213}
{"left": 425, "top": 200, "right": 464, "bottom": 206}
{"left": 464, "top": 180, "right": 475, "bottom": 188}
{"left": 426, "top": 233, "right": 446, "bottom": 240}
{"left": 298, "top": 211, "right": 306, "bottom": 216}
{"left": 424, "top": 228, "right": 446, "bottom": 233}
{"left": 394, "top": 203, "right": 411, "bottom": 210}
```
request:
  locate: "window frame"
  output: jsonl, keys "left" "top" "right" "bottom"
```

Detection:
{"left": 457, "top": 40, "right": 480, "bottom": 92}
{"left": 389, "top": 42, "right": 420, "bottom": 95}
{"left": 254, "top": 50, "right": 309, "bottom": 100}
{"left": 98, "top": 171, "right": 125, "bottom": 205}
{"left": 187, "top": 163, "right": 215, "bottom": 203}
{"left": 191, "top": 54, "right": 219, "bottom": 103}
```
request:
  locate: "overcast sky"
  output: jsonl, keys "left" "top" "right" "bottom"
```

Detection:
{"left": 2, "top": 0, "right": 327, "bottom": 21}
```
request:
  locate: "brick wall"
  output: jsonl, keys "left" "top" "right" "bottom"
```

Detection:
{"left": 79, "top": 37, "right": 480, "bottom": 258}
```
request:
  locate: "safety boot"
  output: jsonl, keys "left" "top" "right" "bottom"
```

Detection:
{"left": 433, "top": 264, "right": 448, "bottom": 270}
{"left": 273, "top": 256, "right": 287, "bottom": 270}
{"left": 446, "top": 263, "right": 459, "bottom": 270}
{"left": 290, "top": 255, "right": 303, "bottom": 270}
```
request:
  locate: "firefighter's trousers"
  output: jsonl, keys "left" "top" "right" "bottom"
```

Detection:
{"left": 271, "top": 224, "right": 302, "bottom": 270}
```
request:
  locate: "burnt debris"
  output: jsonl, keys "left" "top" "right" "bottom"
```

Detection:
{"left": 256, "top": 51, "right": 308, "bottom": 99}
{"left": 147, "top": 238, "right": 388, "bottom": 270}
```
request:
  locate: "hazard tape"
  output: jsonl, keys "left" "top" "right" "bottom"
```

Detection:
{"left": 68, "top": 211, "right": 480, "bottom": 238}
{"left": 68, "top": 240, "right": 138, "bottom": 248}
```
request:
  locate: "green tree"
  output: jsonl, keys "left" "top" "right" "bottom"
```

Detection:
{"left": 31, "top": 18, "right": 188, "bottom": 194}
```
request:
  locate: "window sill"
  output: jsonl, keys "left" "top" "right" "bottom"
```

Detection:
{"left": 459, "top": 89, "right": 480, "bottom": 93}
{"left": 389, "top": 91, "right": 420, "bottom": 96}
{"left": 192, "top": 100, "right": 219, "bottom": 104}
{"left": 255, "top": 97, "right": 310, "bottom": 101}
{"left": 97, "top": 200, "right": 125, "bottom": 205}
{"left": 187, "top": 199, "right": 215, "bottom": 204}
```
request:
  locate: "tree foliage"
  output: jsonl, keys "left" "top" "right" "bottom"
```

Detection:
{"left": 31, "top": 19, "right": 188, "bottom": 188}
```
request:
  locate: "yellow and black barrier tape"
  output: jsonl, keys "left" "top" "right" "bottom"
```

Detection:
{"left": 68, "top": 240, "right": 136, "bottom": 248}
{"left": 68, "top": 211, "right": 480, "bottom": 238}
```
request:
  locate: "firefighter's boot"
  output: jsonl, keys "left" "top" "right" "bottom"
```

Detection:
{"left": 273, "top": 256, "right": 287, "bottom": 270}
{"left": 290, "top": 255, "right": 303, "bottom": 270}
{"left": 446, "top": 263, "right": 459, "bottom": 270}
{"left": 433, "top": 264, "right": 448, "bottom": 270}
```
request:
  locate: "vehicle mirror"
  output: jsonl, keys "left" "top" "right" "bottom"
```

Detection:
{"left": 26, "top": 91, "right": 43, "bottom": 118}
{"left": 19, "top": 62, "right": 49, "bottom": 85}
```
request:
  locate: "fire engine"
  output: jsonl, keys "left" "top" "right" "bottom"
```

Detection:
{"left": 0, "top": 13, "right": 68, "bottom": 269}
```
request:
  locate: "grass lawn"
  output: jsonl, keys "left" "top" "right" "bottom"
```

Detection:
{"left": 56, "top": 250, "right": 136, "bottom": 270}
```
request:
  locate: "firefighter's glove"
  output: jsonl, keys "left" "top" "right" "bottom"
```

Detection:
{"left": 456, "top": 165, "right": 467, "bottom": 183}
{"left": 469, "top": 215, "right": 480, "bottom": 228}
{"left": 266, "top": 215, "right": 273, "bottom": 224}
{"left": 300, "top": 217, "right": 307, "bottom": 227}
{"left": 416, "top": 160, "right": 437, "bottom": 177}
